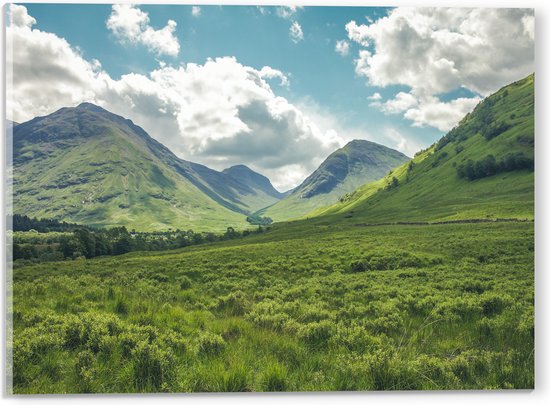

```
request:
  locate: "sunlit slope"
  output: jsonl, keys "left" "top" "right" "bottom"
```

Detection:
{"left": 12, "top": 103, "right": 248, "bottom": 231}
{"left": 258, "top": 140, "right": 409, "bottom": 221}
{"left": 309, "top": 74, "right": 534, "bottom": 223}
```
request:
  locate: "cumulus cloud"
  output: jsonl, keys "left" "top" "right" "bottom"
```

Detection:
{"left": 403, "top": 96, "right": 481, "bottom": 132}
{"left": 377, "top": 92, "right": 418, "bottom": 114}
{"left": 346, "top": 7, "right": 534, "bottom": 131}
{"left": 107, "top": 4, "right": 180, "bottom": 57}
{"left": 259, "top": 66, "right": 289, "bottom": 87}
{"left": 335, "top": 40, "right": 350, "bottom": 56}
{"left": 8, "top": 3, "right": 36, "bottom": 28}
{"left": 7, "top": 5, "right": 343, "bottom": 190}
{"left": 191, "top": 6, "right": 201, "bottom": 17}
{"left": 289, "top": 21, "right": 304, "bottom": 43}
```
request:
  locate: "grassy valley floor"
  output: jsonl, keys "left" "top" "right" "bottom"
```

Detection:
{"left": 11, "top": 220, "right": 534, "bottom": 393}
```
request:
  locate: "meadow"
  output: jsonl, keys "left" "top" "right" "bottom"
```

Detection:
{"left": 10, "top": 220, "right": 534, "bottom": 393}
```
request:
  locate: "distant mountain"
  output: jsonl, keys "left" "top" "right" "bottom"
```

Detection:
{"left": 223, "top": 164, "right": 283, "bottom": 206}
{"left": 257, "top": 139, "right": 409, "bottom": 221}
{"left": 11, "top": 103, "right": 283, "bottom": 231}
{"left": 311, "top": 73, "right": 534, "bottom": 222}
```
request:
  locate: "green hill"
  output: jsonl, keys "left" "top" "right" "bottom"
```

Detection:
{"left": 11, "top": 103, "right": 258, "bottom": 232}
{"left": 309, "top": 74, "right": 534, "bottom": 223}
{"left": 257, "top": 139, "right": 409, "bottom": 221}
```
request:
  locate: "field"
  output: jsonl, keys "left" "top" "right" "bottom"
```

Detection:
{"left": 10, "top": 220, "right": 534, "bottom": 393}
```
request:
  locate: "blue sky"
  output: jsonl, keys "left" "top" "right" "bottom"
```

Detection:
{"left": 7, "top": 4, "right": 535, "bottom": 190}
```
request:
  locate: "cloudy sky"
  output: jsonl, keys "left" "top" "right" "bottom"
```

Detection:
{"left": 6, "top": 3, "right": 534, "bottom": 191}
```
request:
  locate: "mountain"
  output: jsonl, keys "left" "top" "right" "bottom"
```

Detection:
{"left": 310, "top": 73, "right": 534, "bottom": 223}
{"left": 11, "top": 103, "right": 283, "bottom": 231}
{"left": 222, "top": 164, "right": 283, "bottom": 208}
{"left": 257, "top": 139, "right": 410, "bottom": 221}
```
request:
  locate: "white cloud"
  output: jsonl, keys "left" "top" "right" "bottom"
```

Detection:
{"left": 378, "top": 92, "right": 418, "bottom": 114}
{"left": 8, "top": 3, "right": 36, "bottom": 28}
{"left": 335, "top": 40, "right": 350, "bottom": 56}
{"left": 347, "top": 7, "right": 534, "bottom": 131}
{"left": 289, "top": 21, "right": 303, "bottom": 43}
{"left": 259, "top": 66, "right": 289, "bottom": 87}
{"left": 7, "top": 5, "right": 344, "bottom": 191}
{"left": 106, "top": 4, "right": 180, "bottom": 57}
{"left": 403, "top": 96, "right": 481, "bottom": 132}
{"left": 367, "top": 92, "right": 382, "bottom": 101}
{"left": 191, "top": 6, "right": 201, "bottom": 18}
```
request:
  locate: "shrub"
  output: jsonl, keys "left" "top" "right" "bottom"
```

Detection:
{"left": 197, "top": 332, "right": 226, "bottom": 355}
{"left": 178, "top": 275, "right": 192, "bottom": 290}
{"left": 132, "top": 341, "right": 176, "bottom": 391}
{"left": 297, "top": 320, "right": 334, "bottom": 348}
{"left": 480, "top": 293, "right": 512, "bottom": 316}
{"left": 216, "top": 291, "right": 250, "bottom": 316}
{"left": 330, "top": 323, "right": 382, "bottom": 353}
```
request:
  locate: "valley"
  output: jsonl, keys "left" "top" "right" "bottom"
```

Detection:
{"left": 8, "top": 73, "right": 535, "bottom": 393}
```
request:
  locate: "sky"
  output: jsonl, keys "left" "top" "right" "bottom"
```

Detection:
{"left": 5, "top": 3, "right": 535, "bottom": 191}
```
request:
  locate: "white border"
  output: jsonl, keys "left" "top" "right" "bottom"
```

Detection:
{"left": 0, "top": 0, "right": 548, "bottom": 404}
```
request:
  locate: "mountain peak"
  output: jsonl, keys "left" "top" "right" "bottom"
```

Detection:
{"left": 75, "top": 102, "right": 109, "bottom": 113}
{"left": 258, "top": 139, "right": 410, "bottom": 221}
{"left": 224, "top": 164, "right": 253, "bottom": 172}
{"left": 223, "top": 164, "right": 283, "bottom": 199}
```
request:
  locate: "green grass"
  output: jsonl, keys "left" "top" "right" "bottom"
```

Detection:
{"left": 11, "top": 221, "right": 534, "bottom": 393}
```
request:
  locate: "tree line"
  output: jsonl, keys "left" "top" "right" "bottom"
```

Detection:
{"left": 10, "top": 214, "right": 268, "bottom": 264}
{"left": 456, "top": 152, "right": 534, "bottom": 181}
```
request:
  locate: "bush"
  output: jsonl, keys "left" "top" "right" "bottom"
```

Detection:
{"left": 178, "top": 275, "right": 192, "bottom": 290}
{"left": 480, "top": 293, "right": 512, "bottom": 316}
{"left": 132, "top": 341, "right": 176, "bottom": 391}
{"left": 297, "top": 320, "right": 334, "bottom": 348}
{"left": 197, "top": 332, "right": 226, "bottom": 355}
{"left": 216, "top": 291, "right": 250, "bottom": 316}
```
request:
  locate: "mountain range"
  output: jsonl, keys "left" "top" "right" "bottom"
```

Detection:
{"left": 11, "top": 73, "right": 533, "bottom": 232}
{"left": 11, "top": 103, "right": 283, "bottom": 231}
{"left": 11, "top": 103, "right": 406, "bottom": 231}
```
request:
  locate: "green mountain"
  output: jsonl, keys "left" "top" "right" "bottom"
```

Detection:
{"left": 257, "top": 139, "right": 409, "bottom": 221}
{"left": 310, "top": 73, "right": 534, "bottom": 223}
{"left": 11, "top": 103, "right": 279, "bottom": 231}
{"left": 222, "top": 164, "right": 283, "bottom": 209}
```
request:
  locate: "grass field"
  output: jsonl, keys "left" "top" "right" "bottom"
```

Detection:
{"left": 11, "top": 220, "right": 534, "bottom": 393}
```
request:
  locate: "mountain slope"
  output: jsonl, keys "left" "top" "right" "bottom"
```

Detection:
{"left": 310, "top": 73, "right": 534, "bottom": 223}
{"left": 222, "top": 164, "right": 283, "bottom": 209}
{"left": 11, "top": 103, "right": 253, "bottom": 231}
{"left": 258, "top": 139, "right": 409, "bottom": 221}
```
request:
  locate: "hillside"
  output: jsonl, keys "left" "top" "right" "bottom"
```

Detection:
{"left": 222, "top": 164, "right": 283, "bottom": 209}
{"left": 258, "top": 139, "right": 409, "bottom": 221}
{"left": 11, "top": 103, "right": 256, "bottom": 231}
{"left": 309, "top": 74, "right": 534, "bottom": 223}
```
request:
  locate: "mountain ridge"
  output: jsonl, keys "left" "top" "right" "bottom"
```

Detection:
{"left": 258, "top": 138, "right": 410, "bottom": 221}
{"left": 11, "top": 103, "right": 283, "bottom": 231}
